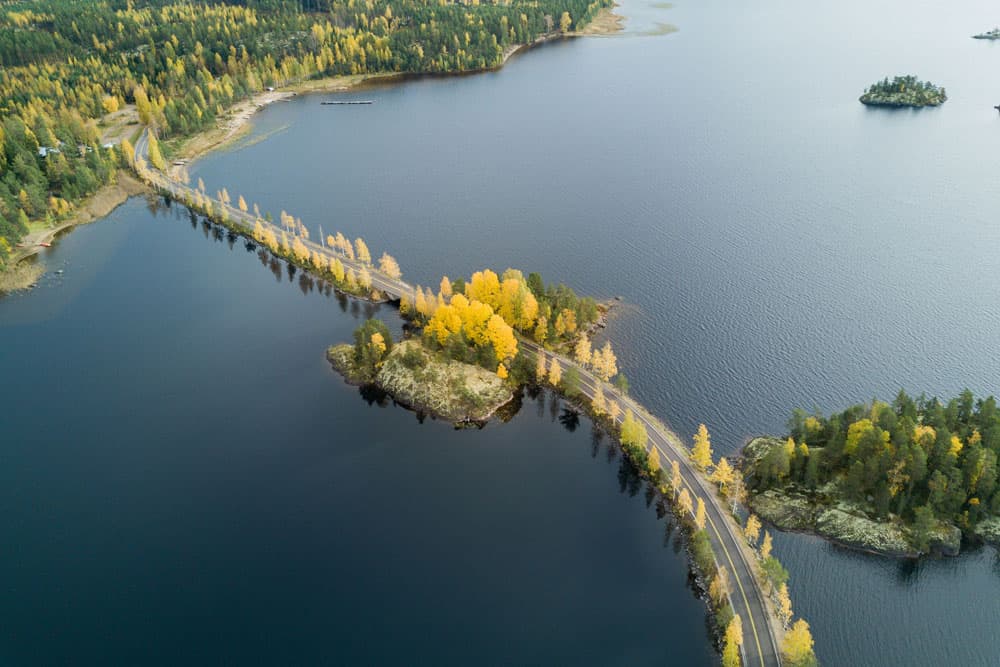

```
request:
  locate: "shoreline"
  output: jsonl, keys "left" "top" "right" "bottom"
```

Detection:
{"left": 4, "top": 8, "right": 626, "bottom": 287}
{"left": 168, "top": 7, "right": 625, "bottom": 172}
{"left": 3, "top": 171, "right": 147, "bottom": 292}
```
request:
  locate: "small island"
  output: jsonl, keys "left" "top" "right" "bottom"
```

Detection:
{"left": 742, "top": 390, "right": 1000, "bottom": 557}
{"left": 859, "top": 76, "right": 947, "bottom": 108}
{"left": 972, "top": 28, "right": 1000, "bottom": 39}
{"left": 328, "top": 268, "right": 613, "bottom": 426}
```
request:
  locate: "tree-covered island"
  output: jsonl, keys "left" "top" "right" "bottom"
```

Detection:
{"left": 859, "top": 76, "right": 947, "bottom": 108}
{"left": 743, "top": 390, "right": 1000, "bottom": 557}
{"left": 328, "top": 268, "right": 617, "bottom": 425}
{"left": 972, "top": 28, "right": 1000, "bottom": 39}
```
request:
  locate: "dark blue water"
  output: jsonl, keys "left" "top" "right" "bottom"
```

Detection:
{"left": 5, "top": 0, "right": 1000, "bottom": 663}
{"left": 0, "top": 202, "right": 714, "bottom": 666}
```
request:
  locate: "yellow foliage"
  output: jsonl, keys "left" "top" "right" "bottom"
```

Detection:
{"left": 548, "top": 358, "right": 562, "bottom": 386}
{"left": 782, "top": 619, "right": 815, "bottom": 666}
{"left": 690, "top": 424, "right": 713, "bottom": 471}
{"left": 949, "top": 435, "right": 963, "bottom": 457}
{"left": 777, "top": 583, "right": 793, "bottom": 628}
{"left": 535, "top": 353, "right": 547, "bottom": 381}
{"left": 648, "top": 446, "right": 661, "bottom": 472}
{"left": 745, "top": 514, "right": 761, "bottom": 544}
{"left": 574, "top": 335, "right": 592, "bottom": 366}
{"left": 694, "top": 497, "right": 706, "bottom": 531}
{"left": 486, "top": 314, "right": 518, "bottom": 362}
{"left": 845, "top": 418, "right": 874, "bottom": 456}
{"left": 496, "top": 363, "right": 508, "bottom": 380}
{"left": 677, "top": 488, "right": 693, "bottom": 518}
{"left": 439, "top": 275, "right": 452, "bottom": 299}
{"left": 761, "top": 531, "right": 773, "bottom": 561}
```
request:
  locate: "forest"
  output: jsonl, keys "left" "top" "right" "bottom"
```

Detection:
{"left": 0, "top": 0, "right": 611, "bottom": 265}
{"left": 748, "top": 390, "right": 1000, "bottom": 546}
{"left": 859, "top": 75, "right": 946, "bottom": 107}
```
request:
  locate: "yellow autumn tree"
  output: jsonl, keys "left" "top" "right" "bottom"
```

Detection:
{"left": 533, "top": 316, "right": 548, "bottom": 345}
{"left": 592, "top": 342, "right": 618, "bottom": 382}
{"left": 238, "top": 195, "right": 248, "bottom": 213}
{"left": 690, "top": 423, "right": 714, "bottom": 471}
{"left": 378, "top": 252, "right": 401, "bottom": 279}
{"left": 711, "top": 457, "right": 736, "bottom": 495}
{"left": 709, "top": 565, "right": 730, "bottom": 606}
{"left": 497, "top": 363, "right": 508, "bottom": 379}
{"left": 695, "top": 497, "right": 706, "bottom": 530}
{"left": 536, "top": 353, "right": 547, "bottom": 381}
{"left": 671, "top": 460, "right": 681, "bottom": 500}
{"left": 574, "top": 335, "right": 592, "bottom": 366}
{"left": 761, "top": 531, "right": 773, "bottom": 561}
{"left": 486, "top": 314, "right": 518, "bottom": 362}
{"left": 782, "top": 619, "right": 816, "bottom": 667}
{"left": 439, "top": 276, "right": 452, "bottom": 299}
{"left": 777, "top": 583, "right": 793, "bottom": 629}
{"left": 355, "top": 238, "right": 371, "bottom": 264}
{"left": 592, "top": 384, "right": 606, "bottom": 415}
{"left": 648, "top": 446, "right": 661, "bottom": 473}
{"left": 607, "top": 400, "right": 621, "bottom": 423}
{"left": 548, "top": 358, "right": 562, "bottom": 387}
{"left": 744, "top": 514, "right": 761, "bottom": 545}
{"left": 677, "top": 488, "right": 693, "bottom": 518}
{"left": 722, "top": 615, "right": 743, "bottom": 667}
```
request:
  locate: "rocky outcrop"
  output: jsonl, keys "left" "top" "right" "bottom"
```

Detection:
{"left": 329, "top": 340, "right": 513, "bottom": 425}
{"left": 744, "top": 436, "right": 965, "bottom": 558}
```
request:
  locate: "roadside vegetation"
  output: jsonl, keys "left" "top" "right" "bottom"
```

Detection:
{"left": 0, "top": 0, "right": 612, "bottom": 266}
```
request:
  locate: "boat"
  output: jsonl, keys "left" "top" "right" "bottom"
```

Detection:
{"left": 39, "top": 242, "right": 52, "bottom": 247}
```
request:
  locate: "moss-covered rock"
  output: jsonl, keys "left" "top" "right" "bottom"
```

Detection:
{"left": 747, "top": 489, "right": 817, "bottom": 532}
{"left": 815, "top": 507, "right": 915, "bottom": 556}
{"left": 974, "top": 516, "right": 1000, "bottom": 548}
{"left": 329, "top": 339, "right": 513, "bottom": 425}
{"left": 326, "top": 343, "right": 375, "bottom": 384}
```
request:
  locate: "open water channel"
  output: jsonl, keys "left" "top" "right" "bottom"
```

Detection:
{"left": 4, "top": 0, "right": 1000, "bottom": 664}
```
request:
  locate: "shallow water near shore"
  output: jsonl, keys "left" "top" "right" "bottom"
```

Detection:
{"left": 5, "top": 0, "right": 1000, "bottom": 664}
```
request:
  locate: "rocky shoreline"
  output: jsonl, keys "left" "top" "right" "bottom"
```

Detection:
{"left": 742, "top": 437, "right": 988, "bottom": 558}
{"left": 328, "top": 340, "right": 513, "bottom": 425}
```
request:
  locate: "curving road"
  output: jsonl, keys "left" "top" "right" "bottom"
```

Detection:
{"left": 135, "top": 130, "right": 781, "bottom": 666}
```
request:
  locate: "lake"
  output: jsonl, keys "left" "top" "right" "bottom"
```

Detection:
{"left": 4, "top": 0, "right": 1000, "bottom": 664}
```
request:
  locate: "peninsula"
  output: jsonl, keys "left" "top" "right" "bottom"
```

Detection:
{"left": 859, "top": 76, "right": 947, "bottom": 107}
{"left": 742, "top": 391, "right": 1000, "bottom": 557}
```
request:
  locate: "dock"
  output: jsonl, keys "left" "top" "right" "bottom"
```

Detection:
{"left": 321, "top": 100, "right": 374, "bottom": 105}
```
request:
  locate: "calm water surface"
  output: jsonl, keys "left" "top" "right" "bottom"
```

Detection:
{"left": 5, "top": 0, "right": 1000, "bottom": 664}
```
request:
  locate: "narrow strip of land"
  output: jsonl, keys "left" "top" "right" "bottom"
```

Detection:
{"left": 135, "top": 129, "right": 781, "bottom": 667}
